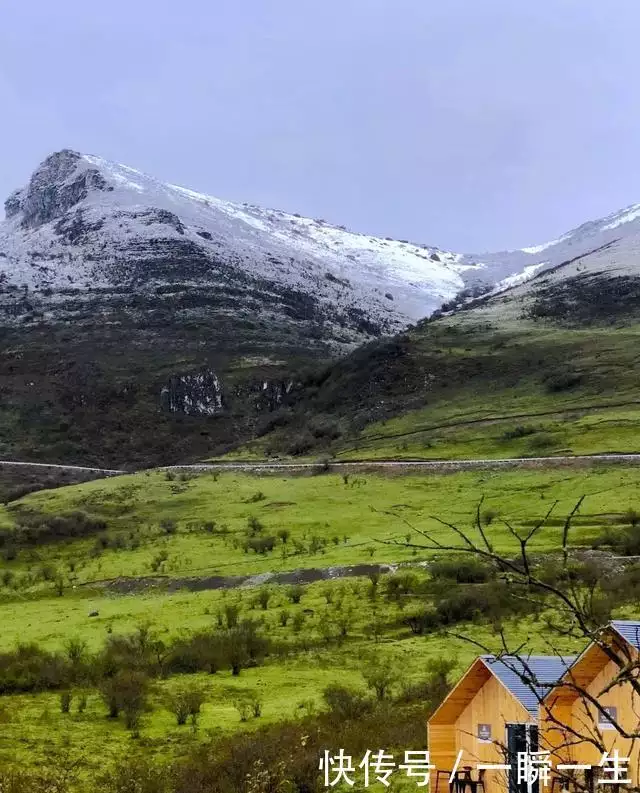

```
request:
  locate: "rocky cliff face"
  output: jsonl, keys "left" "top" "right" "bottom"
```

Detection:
{"left": 5, "top": 150, "right": 112, "bottom": 228}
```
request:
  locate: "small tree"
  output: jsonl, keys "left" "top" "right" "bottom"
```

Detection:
{"left": 256, "top": 587, "right": 271, "bottom": 610}
{"left": 251, "top": 694, "right": 262, "bottom": 718}
{"left": 362, "top": 656, "right": 398, "bottom": 701}
{"left": 100, "top": 670, "right": 148, "bottom": 728}
{"left": 223, "top": 602, "right": 240, "bottom": 628}
{"left": 277, "top": 529, "right": 290, "bottom": 544}
{"left": 323, "top": 684, "right": 371, "bottom": 721}
{"left": 234, "top": 697, "right": 252, "bottom": 722}
{"left": 160, "top": 519, "right": 177, "bottom": 535}
{"left": 169, "top": 685, "right": 205, "bottom": 726}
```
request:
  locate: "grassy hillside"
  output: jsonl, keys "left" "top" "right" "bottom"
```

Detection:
{"left": 1, "top": 464, "right": 640, "bottom": 786}
{"left": 4, "top": 267, "right": 640, "bottom": 789}
{"left": 2, "top": 465, "right": 640, "bottom": 593}
{"left": 246, "top": 295, "right": 640, "bottom": 461}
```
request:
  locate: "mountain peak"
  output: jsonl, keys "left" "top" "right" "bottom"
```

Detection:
{"left": 5, "top": 149, "right": 112, "bottom": 228}
{"left": 4, "top": 148, "right": 640, "bottom": 331}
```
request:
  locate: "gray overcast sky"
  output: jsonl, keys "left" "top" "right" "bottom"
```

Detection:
{"left": 2, "top": 0, "right": 640, "bottom": 253}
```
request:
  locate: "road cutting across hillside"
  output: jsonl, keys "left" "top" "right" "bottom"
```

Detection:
{"left": 2, "top": 453, "right": 640, "bottom": 477}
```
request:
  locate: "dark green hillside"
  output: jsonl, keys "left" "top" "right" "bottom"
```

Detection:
{"left": 251, "top": 273, "right": 640, "bottom": 460}
{"left": 0, "top": 285, "right": 357, "bottom": 467}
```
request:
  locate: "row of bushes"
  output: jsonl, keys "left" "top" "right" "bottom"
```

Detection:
{"left": 1, "top": 508, "right": 107, "bottom": 548}
{"left": 0, "top": 620, "right": 270, "bottom": 695}
{"left": 0, "top": 656, "right": 455, "bottom": 792}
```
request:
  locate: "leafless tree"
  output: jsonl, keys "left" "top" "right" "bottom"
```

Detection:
{"left": 380, "top": 496, "right": 640, "bottom": 791}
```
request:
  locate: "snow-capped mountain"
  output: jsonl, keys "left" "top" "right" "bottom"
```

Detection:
{"left": 3, "top": 149, "right": 640, "bottom": 467}
{"left": 0, "top": 149, "right": 483, "bottom": 342}
{"left": 5, "top": 149, "right": 640, "bottom": 337}
{"left": 484, "top": 202, "right": 640, "bottom": 290}
{"left": 4, "top": 150, "right": 640, "bottom": 340}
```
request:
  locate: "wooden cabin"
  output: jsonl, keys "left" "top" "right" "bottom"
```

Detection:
{"left": 428, "top": 655, "right": 575, "bottom": 793}
{"left": 428, "top": 621, "right": 640, "bottom": 792}
{"left": 542, "top": 620, "right": 640, "bottom": 772}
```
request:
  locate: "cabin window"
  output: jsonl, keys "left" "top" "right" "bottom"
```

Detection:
{"left": 599, "top": 706, "right": 617, "bottom": 729}
{"left": 477, "top": 724, "right": 492, "bottom": 741}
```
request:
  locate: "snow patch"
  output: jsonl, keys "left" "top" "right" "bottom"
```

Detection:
{"left": 520, "top": 234, "right": 572, "bottom": 255}
{"left": 601, "top": 204, "right": 640, "bottom": 231}
{"left": 496, "top": 262, "right": 548, "bottom": 290}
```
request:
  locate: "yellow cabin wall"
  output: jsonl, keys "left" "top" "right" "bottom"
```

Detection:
{"left": 429, "top": 673, "right": 533, "bottom": 793}
{"left": 570, "top": 657, "right": 640, "bottom": 770}
{"left": 539, "top": 700, "right": 574, "bottom": 767}
{"left": 542, "top": 647, "right": 640, "bottom": 785}
{"left": 430, "top": 638, "right": 640, "bottom": 792}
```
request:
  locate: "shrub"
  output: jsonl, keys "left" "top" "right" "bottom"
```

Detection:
{"left": 430, "top": 557, "right": 491, "bottom": 584}
{"left": 246, "top": 491, "right": 265, "bottom": 503}
{"left": 399, "top": 656, "right": 456, "bottom": 707}
{"left": 246, "top": 536, "right": 276, "bottom": 554}
{"left": 500, "top": 425, "right": 537, "bottom": 441}
{"left": 527, "top": 433, "right": 556, "bottom": 452}
{"left": 544, "top": 369, "right": 583, "bottom": 393}
{"left": 100, "top": 670, "right": 148, "bottom": 726}
{"left": 223, "top": 603, "right": 240, "bottom": 628}
{"left": 403, "top": 606, "right": 439, "bottom": 635}
{"left": 64, "top": 636, "right": 88, "bottom": 668}
{"left": 279, "top": 609, "right": 290, "bottom": 627}
{"left": 287, "top": 584, "right": 303, "bottom": 604}
{"left": 169, "top": 685, "right": 206, "bottom": 726}
{"left": 10, "top": 509, "right": 107, "bottom": 546}
{"left": 60, "top": 690, "right": 73, "bottom": 713}
{"left": 626, "top": 509, "right": 640, "bottom": 528}
{"left": 234, "top": 698, "right": 252, "bottom": 722}
{"left": 285, "top": 431, "right": 316, "bottom": 457}
{"left": 323, "top": 684, "right": 371, "bottom": 721}
{"left": 160, "top": 519, "right": 177, "bottom": 535}
{"left": 224, "top": 621, "right": 270, "bottom": 676}
{"left": 481, "top": 509, "right": 499, "bottom": 526}
{"left": 247, "top": 516, "right": 264, "bottom": 535}
{"left": 362, "top": 657, "right": 398, "bottom": 701}
{"left": 167, "top": 631, "right": 223, "bottom": 674}
{"left": 385, "top": 572, "right": 419, "bottom": 600}
{"left": 291, "top": 612, "right": 305, "bottom": 633}
{"left": 256, "top": 588, "right": 271, "bottom": 610}
{"left": 0, "top": 644, "right": 69, "bottom": 694}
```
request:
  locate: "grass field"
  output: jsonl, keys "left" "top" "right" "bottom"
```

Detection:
{"left": 1, "top": 464, "right": 639, "bottom": 781}
{"left": 2, "top": 465, "right": 640, "bottom": 594}
{"left": 0, "top": 593, "right": 583, "bottom": 774}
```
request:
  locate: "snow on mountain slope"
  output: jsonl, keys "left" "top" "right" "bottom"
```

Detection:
{"left": 0, "top": 150, "right": 484, "bottom": 338}
{"left": 3, "top": 149, "right": 640, "bottom": 340}
{"left": 454, "top": 223, "right": 640, "bottom": 329}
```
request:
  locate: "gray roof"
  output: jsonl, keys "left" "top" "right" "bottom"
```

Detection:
{"left": 609, "top": 620, "right": 640, "bottom": 651}
{"left": 481, "top": 655, "right": 577, "bottom": 717}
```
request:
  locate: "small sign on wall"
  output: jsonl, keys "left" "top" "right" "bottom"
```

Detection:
{"left": 599, "top": 706, "right": 617, "bottom": 728}
{"left": 477, "top": 724, "right": 492, "bottom": 741}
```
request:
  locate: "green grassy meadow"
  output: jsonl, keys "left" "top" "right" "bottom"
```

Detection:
{"left": 2, "top": 465, "right": 640, "bottom": 593}
{"left": 0, "top": 463, "right": 639, "bottom": 780}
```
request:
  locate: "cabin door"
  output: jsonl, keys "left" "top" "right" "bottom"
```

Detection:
{"left": 506, "top": 723, "right": 539, "bottom": 793}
